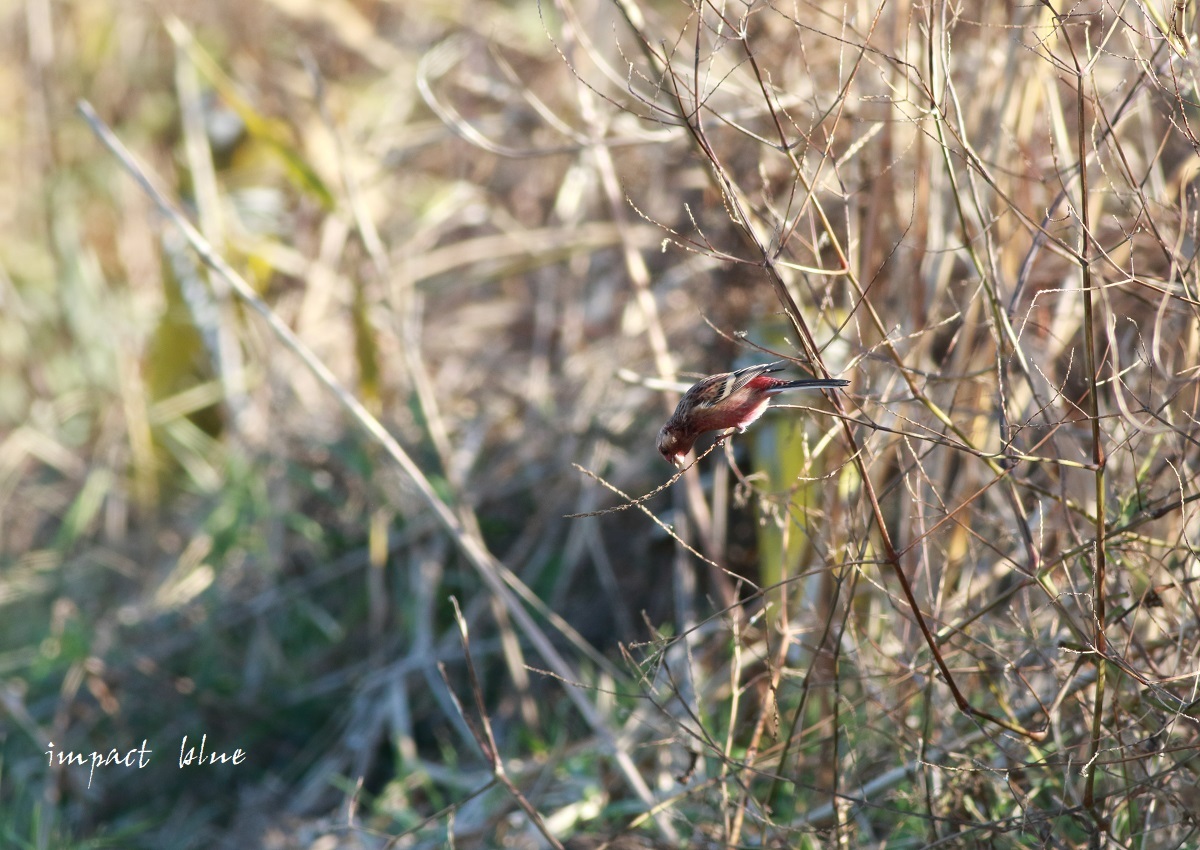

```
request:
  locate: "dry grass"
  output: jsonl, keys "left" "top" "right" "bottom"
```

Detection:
{"left": 4, "top": 0, "right": 1200, "bottom": 847}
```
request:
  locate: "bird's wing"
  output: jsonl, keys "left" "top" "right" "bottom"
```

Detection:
{"left": 685, "top": 361, "right": 783, "bottom": 410}
{"left": 726, "top": 361, "right": 783, "bottom": 395}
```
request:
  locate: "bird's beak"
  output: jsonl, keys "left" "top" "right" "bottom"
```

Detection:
{"left": 672, "top": 454, "right": 686, "bottom": 468}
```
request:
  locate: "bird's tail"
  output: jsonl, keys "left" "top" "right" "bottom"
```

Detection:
{"left": 773, "top": 378, "right": 850, "bottom": 392}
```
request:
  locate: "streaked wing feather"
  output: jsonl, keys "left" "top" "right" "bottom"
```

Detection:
{"left": 726, "top": 361, "right": 783, "bottom": 396}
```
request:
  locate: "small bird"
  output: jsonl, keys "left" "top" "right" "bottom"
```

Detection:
{"left": 656, "top": 361, "right": 848, "bottom": 467}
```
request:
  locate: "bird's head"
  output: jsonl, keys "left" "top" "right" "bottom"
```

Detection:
{"left": 656, "top": 424, "right": 689, "bottom": 468}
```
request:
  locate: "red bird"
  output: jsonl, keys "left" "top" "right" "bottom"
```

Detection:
{"left": 656, "top": 362, "right": 848, "bottom": 466}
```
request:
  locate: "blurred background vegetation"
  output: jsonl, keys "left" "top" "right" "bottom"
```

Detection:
{"left": 5, "top": 0, "right": 1200, "bottom": 847}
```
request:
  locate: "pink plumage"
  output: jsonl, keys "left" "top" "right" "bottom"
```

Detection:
{"left": 656, "top": 362, "right": 848, "bottom": 466}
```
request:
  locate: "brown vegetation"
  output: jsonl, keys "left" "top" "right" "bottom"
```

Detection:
{"left": 4, "top": 0, "right": 1200, "bottom": 848}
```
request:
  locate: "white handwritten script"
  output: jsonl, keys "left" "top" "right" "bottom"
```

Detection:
{"left": 47, "top": 735, "right": 246, "bottom": 788}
